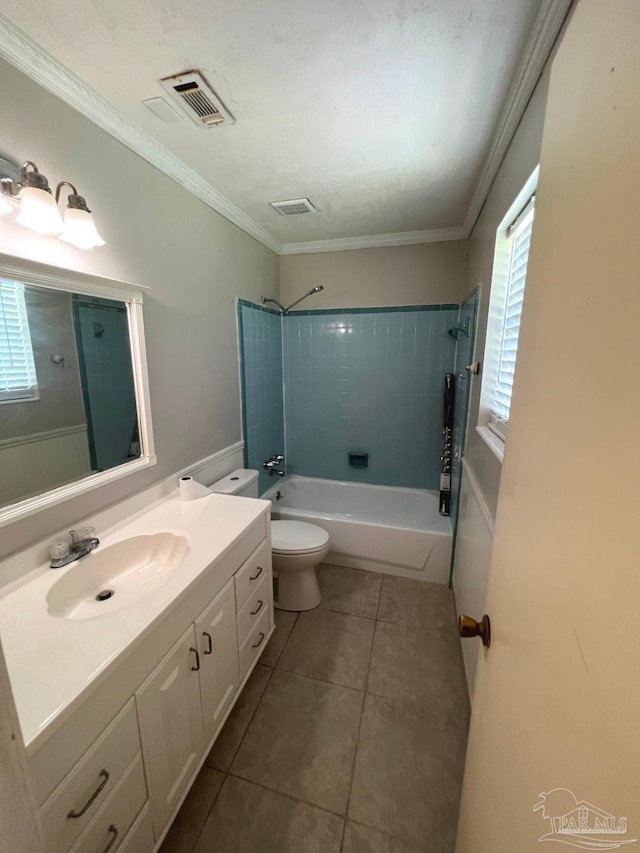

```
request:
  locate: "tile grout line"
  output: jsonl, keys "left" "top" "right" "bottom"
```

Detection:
{"left": 191, "top": 666, "right": 276, "bottom": 851}
{"left": 221, "top": 664, "right": 275, "bottom": 775}
{"left": 340, "top": 577, "right": 382, "bottom": 849}
{"left": 225, "top": 768, "right": 350, "bottom": 821}
{"left": 187, "top": 769, "right": 229, "bottom": 853}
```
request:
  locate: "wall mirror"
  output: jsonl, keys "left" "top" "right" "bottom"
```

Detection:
{"left": 0, "top": 254, "right": 155, "bottom": 526}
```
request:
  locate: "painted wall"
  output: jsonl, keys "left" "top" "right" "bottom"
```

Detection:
{"left": 279, "top": 242, "right": 468, "bottom": 310}
{"left": 237, "top": 301, "right": 284, "bottom": 494}
{"left": 283, "top": 305, "right": 458, "bottom": 490}
{"left": 1, "top": 288, "right": 85, "bottom": 440}
{"left": 451, "top": 63, "right": 551, "bottom": 694}
{"left": 461, "top": 68, "right": 551, "bottom": 521}
{"left": 0, "top": 59, "right": 278, "bottom": 559}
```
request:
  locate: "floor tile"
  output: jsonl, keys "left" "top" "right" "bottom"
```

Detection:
{"left": 261, "top": 609, "right": 298, "bottom": 666}
{"left": 205, "top": 664, "right": 272, "bottom": 771}
{"left": 231, "top": 669, "right": 363, "bottom": 814}
{"left": 377, "top": 576, "right": 457, "bottom": 641}
{"left": 160, "top": 767, "right": 224, "bottom": 853}
{"left": 341, "top": 823, "right": 424, "bottom": 853}
{"left": 367, "top": 622, "right": 468, "bottom": 719}
{"left": 278, "top": 608, "right": 374, "bottom": 689}
{"left": 318, "top": 565, "right": 382, "bottom": 618}
{"left": 349, "top": 694, "right": 467, "bottom": 851}
{"left": 342, "top": 822, "right": 391, "bottom": 853}
{"left": 195, "top": 776, "right": 344, "bottom": 853}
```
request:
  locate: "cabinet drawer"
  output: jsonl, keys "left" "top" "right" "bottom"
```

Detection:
{"left": 40, "top": 700, "right": 140, "bottom": 853}
{"left": 235, "top": 540, "right": 270, "bottom": 612}
{"left": 67, "top": 754, "right": 147, "bottom": 853}
{"left": 238, "top": 607, "right": 271, "bottom": 680}
{"left": 236, "top": 574, "right": 270, "bottom": 646}
{"left": 113, "top": 803, "right": 153, "bottom": 853}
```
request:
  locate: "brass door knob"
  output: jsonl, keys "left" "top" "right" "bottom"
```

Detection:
{"left": 458, "top": 614, "right": 491, "bottom": 648}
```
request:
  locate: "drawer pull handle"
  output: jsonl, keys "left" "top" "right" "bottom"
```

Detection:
{"left": 102, "top": 825, "right": 118, "bottom": 853}
{"left": 252, "top": 631, "right": 266, "bottom": 649}
{"left": 250, "top": 599, "right": 264, "bottom": 616}
{"left": 67, "top": 769, "right": 109, "bottom": 819}
{"left": 202, "top": 631, "right": 213, "bottom": 655}
{"left": 190, "top": 646, "right": 200, "bottom": 671}
{"left": 249, "top": 566, "right": 264, "bottom": 581}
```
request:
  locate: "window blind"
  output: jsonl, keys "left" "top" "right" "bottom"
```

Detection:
{"left": 0, "top": 280, "right": 38, "bottom": 402}
{"left": 491, "top": 205, "right": 535, "bottom": 432}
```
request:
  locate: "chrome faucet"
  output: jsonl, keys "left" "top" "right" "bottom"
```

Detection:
{"left": 50, "top": 527, "right": 100, "bottom": 569}
{"left": 263, "top": 455, "right": 285, "bottom": 477}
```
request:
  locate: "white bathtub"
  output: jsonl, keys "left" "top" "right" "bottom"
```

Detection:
{"left": 262, "top": 475, "right": 452, "bottom": 584}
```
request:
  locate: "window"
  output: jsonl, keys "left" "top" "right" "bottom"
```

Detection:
{"left": 489, "top": 198, "right": 535, "bottom": 440}
{"left": 478, "top": 168, "right": 538, "bottom": 459}
{"left": 0, "top": 280, "right": 39, "bottom": 403}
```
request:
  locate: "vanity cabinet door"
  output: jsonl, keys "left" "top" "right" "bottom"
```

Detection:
{"left": 135, "top": 625, "right": 205, "bottom": 840}
{"left": 196, "top": 578, "right": 240, "bottom": 744}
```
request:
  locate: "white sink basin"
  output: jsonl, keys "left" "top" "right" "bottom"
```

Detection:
{"left": 46, "top": 532, "right": 189, "bottom": 620}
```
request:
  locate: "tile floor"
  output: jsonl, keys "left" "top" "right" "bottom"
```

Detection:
{"left": 160, "top": 565, "right": 469, "bottom": 853}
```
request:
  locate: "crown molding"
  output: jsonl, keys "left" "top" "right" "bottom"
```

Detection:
{"left": 280, "top": 226, "right": 466, "bottom": 255}
{"left": 0, "top": 14, "right": 283, "bottom": 255}
{"left": 0, "top": 1, "right": 573, "bottom": 257}
{"left": 462, "top": 0, "right": 574, "bottom": 236}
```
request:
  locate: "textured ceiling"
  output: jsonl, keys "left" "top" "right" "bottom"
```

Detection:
{"left": 0, "top": 0, "right": 543, "bottom": 244}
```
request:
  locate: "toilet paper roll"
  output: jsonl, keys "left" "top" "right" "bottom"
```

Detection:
{"left": 179, "top": 476, "right": 212, "bottom": 501}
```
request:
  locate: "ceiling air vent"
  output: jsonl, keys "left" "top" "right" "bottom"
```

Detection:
{"left": 160, "top": 71, "right": 234, "bottom": 128}
{"left": 270, "top": 198, "right": 316, "bottom": 216}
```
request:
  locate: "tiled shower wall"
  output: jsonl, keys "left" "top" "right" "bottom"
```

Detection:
{"left": 283, "top": 306, "right": 459, "bottom": 490}
{"left": 237, "top": 300, "right": 284, "bottom": 494}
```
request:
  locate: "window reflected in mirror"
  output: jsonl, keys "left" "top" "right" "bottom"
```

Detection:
{"left": 0, "top": 280, "right": 140, "bottom": 508}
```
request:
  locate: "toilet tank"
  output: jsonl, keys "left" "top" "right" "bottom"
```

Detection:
{"left": 209, "top": 468, "right": 259, "bottom": 498}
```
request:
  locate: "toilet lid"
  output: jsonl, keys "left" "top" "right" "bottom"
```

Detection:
{"left": 271, "top": 520, "right": 330, "bottom": 553}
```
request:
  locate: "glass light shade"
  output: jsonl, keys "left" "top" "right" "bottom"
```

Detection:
{"left": 59, "top": 207, "right": 105, "bottom": 250}
{"left": 15, "top": 186, "right": 64, "bottom": 235}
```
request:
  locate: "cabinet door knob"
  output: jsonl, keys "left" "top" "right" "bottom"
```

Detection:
{"left": 202, "top": 631, "right": 213, "bottom": 655}
{"left": 250, "top": 566, "right": 264, "bottom": 581}
{"left": 458, "top": 614, "right": 491, "bottom": 648}
{"left": 190, "top": 646, "right": 201, "bottom": 671}
{"left": 67, "top": 769, "right": 109, "bottom": 818}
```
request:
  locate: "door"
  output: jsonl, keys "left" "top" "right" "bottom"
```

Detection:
{"left": 135, "top": 626, "right": 204, "bottom": 839}
{"left": 195, "top": 578, "right": 240, "bottom": 743}
{"left": 455, "top": 3, "right": 640, "bottom": 851}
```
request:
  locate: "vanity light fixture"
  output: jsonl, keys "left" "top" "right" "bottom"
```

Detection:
{"left": 15, "top": 161, "right": 64, "bottom": 235}
{"left": 0, "top": 156, "right": 105, "bottom": 249}
{"left": 56, "top": 181, "right": 105, "bottom": 250}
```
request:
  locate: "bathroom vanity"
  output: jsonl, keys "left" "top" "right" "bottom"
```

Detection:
{"left": 0, "top": 491, "right": 274, "bottom": 852}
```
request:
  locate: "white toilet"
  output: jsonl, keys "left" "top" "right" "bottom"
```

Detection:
{"left": 209, "top": 469, "right": 329, "bottom": 611}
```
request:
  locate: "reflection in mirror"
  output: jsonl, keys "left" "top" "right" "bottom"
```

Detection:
{"left": 0, "top": 279, "right": 140, "bottom": 508}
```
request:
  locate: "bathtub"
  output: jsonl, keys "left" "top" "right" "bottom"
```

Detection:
{"left": 262, "top": 475, "right": 452, "bottom": 584}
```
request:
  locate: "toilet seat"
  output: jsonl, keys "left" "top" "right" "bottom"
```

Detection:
{"left": 271, "top": 520, "right": 330, "bottom": 555}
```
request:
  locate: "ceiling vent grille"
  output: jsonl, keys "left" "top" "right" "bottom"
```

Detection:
{"left": 270, "top": 198, "right": 316, "bottom": 216}
{"left": 160, "top": 71, "right": 234, "bottom": 128}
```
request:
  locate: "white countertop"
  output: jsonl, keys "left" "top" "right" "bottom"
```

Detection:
{"left": 0, "top": 491, "right": 269, "bottom": 750}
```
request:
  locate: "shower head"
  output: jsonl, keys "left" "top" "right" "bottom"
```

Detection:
{"left": 260, "top": 296, "right": 286, "bottom": 313}
{"left": 284, "top": 285, "right": 325, "bottom": 313}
